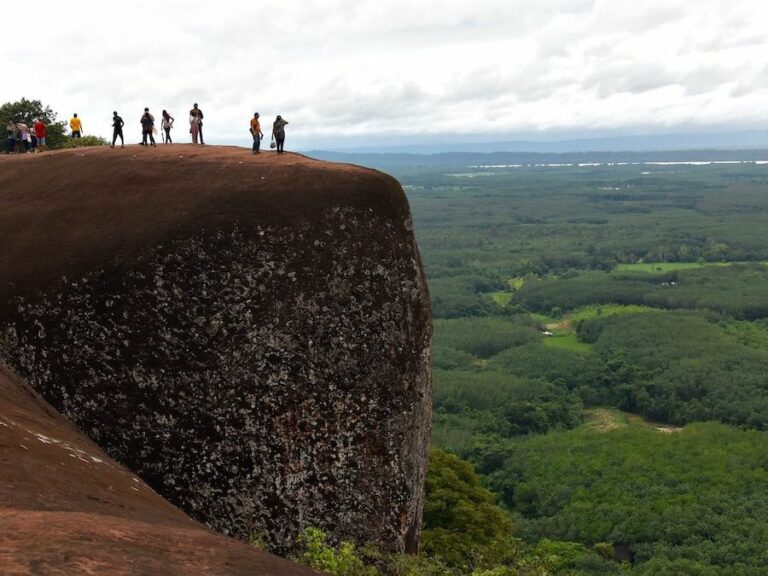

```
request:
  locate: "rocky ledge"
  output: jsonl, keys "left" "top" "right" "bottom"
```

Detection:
{"left": 0, "top": 145, "right": 432, "bottom": 555}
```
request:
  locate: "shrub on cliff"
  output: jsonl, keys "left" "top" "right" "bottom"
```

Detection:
{"left": 296, "top": 527, "right": 378, "bottom": 576}
{"left": 422, "top": 449, "right": 515, "bottom": 571}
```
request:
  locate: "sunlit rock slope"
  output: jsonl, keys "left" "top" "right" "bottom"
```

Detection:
{"left": 0, "top": 366, "right": 321, "bottom": 575}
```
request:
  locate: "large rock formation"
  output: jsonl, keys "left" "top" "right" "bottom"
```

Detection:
{"left": 0, "top": 366, "right": 320, "bottom": 575}
{"left": 0, "top": 146, "right": 431, "bottom": 554}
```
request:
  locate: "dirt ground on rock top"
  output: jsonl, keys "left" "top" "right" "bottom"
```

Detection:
{"left": 0, "top": 145, "right": 407, "bottom": 315}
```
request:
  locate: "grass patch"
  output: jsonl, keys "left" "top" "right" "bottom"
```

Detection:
{"left": 615, "top": 261, "right": 709, "bottom": 272}
{"left": 529, "top": 312, "right": 557, "bottom": 325}
{"left": 488, "top": 291, "right": 513, "bottom": 306}
{"left": 542, "top": 332, "right": 592, "bottom": 352}
{"left": 581, "top": 407, "right": 683, "bottom": 433}
{"left": 612, "top": 261, "right": 763, "bottom": 273}
{"left": 581, "top": 407, "right": 629, "bottom": 431}
{"left": 569, "top": 303, "right": 658, "bottom": 323}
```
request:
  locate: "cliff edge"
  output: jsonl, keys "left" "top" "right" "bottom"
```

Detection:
{"left": 0, "top": 145, "right": 432, "bottom": 554}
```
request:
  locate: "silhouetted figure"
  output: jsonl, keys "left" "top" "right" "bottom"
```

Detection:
{"left": 6, "top": 120, "right": 16, "bottom": 154}
{"left": 272, "top": 115, "right": 288, "bottom": 154}
{"left": 161, "top": 110, "right": 175, "bottom": 144}
{"left": 140, "top": 108, "right": 156, "bottom": 147}
{"left": 111, "top": 112, "right": 125, "bottom": 148}
{"left": 189, "top": 103, "right": 204, "bottom": 144}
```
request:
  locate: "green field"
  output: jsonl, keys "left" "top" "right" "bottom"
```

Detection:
{"left": 616, "top": 261, "right": 731, "bottom": 272}
{"left": 568, "top": 303, "right": 658, "bottom": 323}
{"left": 542, "top": 332, "right": 592, "bottom": 352}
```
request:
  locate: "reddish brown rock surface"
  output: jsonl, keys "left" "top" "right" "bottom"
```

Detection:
{"left": 0, "top": 145, "right": 432, "bottom": 554}
{"left": 0, "top": 366, "right": 320, "bottom": 575}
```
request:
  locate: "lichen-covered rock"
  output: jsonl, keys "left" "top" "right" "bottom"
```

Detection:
{"left": 0, "top": 366, "right": 322, "bottom": 575}
{"left": 0, "top": 146, "right": 432, "bottom": 554}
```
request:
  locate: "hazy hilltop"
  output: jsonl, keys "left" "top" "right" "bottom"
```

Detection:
{"left": 308, "top": 147, "right": 768, "bottom": 170}
{"left": 306, "top": 129, "right": 768, "bottom": 156}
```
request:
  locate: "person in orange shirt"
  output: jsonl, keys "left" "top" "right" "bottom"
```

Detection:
{"left": 250, "top": 112, "right": 263, "bottom": 154}
{"left": 70, "top": 114, "right": 83, "bottom": 146}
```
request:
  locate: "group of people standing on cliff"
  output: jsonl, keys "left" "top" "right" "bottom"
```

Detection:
{"left": 249, "top": 112, "right": 289, "bottom": 154}
{"left": 107, "top": 103, "right": 208, "bottom": 148}
{"left": 74, "top": 104, "right": 288, "bottom": 153}
{"left": 6, "top": 104, "right": 290, "bottom": 154}
{"left": 5, "top": 119, "right": 48, "bottom": 154}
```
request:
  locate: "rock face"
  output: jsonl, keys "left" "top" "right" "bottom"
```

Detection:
{"left": 0, "top": 146, "right": 432, "bottom": 554}
{"left": 0, "top": 366, "right": 320, "bottom": 575}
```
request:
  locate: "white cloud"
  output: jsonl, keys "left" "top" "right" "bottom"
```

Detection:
{"left": 2, "top": 0, "right": 768, "bottom": 148}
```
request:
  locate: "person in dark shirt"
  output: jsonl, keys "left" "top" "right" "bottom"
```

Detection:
{"left": 272, "top": 115, "right": 289, "bottom": 154}
{"left": 6, "top": 120, "right": 16, "bottom": 154}
{"left": 189, "top": 103, "right": 204, "bottom": 144}
{"left": 140, "top": 108, "right": 156, "bottom": 147}
{"left": 111, "top": 111, "right": 125, "bottom": 148}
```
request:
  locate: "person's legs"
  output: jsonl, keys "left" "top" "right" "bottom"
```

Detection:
{"left": 150, "top": 131, "right": 156, "bottom": 146}
{"left": 118, "top": 131, "right": 124, "bottom": 146}
{"left": 253, "top": 133, "right": 259, "bottom": 153}
{"left": 6, "top": 138, "right": 14, "bottom": 154}
{"left": 277, "top": 137, "right": 285, "bottom": 153}
{"left": 165, "top": 128, "right": 172, "bottom": 143}
{"left": 112, "top": 130, "right": 119, "bottom": 147}
{"left": 142, "top": 130, "right": 148, "bottom": 145}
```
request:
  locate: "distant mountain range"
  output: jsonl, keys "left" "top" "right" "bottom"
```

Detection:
{"left": 303, "top": 129, "right": 768, "bottom": 156}
{"left": 307, "top": 147, "right": 768, "bottom": 170}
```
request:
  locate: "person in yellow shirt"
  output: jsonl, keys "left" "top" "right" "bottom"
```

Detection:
{"left": 249, "top": 112, "right": 263, "bottom": 154}
{"left": 69, "top": 114, "right": 83, "bottom": 146}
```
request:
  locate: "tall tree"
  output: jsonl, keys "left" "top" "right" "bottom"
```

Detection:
{"left": 0, "top": 98, "right": 68, "bottom": 149}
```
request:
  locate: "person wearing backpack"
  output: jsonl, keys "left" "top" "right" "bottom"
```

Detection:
{"left": 140, "top": 108, "right": 156, "bottom": 147}
{"left": 111, "top": 111, "right": 125, "bottom": 148}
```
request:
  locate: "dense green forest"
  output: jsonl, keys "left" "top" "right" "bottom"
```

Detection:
{"left": 389, "top": 159, "right": 768, "bottom": 575}
{"left": 296, "top": 157, "right": 768, "bottom": 574}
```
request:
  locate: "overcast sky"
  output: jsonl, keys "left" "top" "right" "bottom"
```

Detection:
{"left": 4, "top": 0, "right": 768, "bottom": 149}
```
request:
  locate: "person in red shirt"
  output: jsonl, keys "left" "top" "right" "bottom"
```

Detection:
{"left": 33, "top": 120, "right": 47, "bottom": 152}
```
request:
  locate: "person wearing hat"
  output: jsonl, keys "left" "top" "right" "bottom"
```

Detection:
{"left": 189, "top": 103, "right": 204, "bottom": 144}
{"left": 271, "top": 115, "right": 289, "bottom": 154}
{"left": 140, "top": 107, "right": 156, "bottom": 146}
{"left": 249, "top": 112, "right": 263, "bottom": 154}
